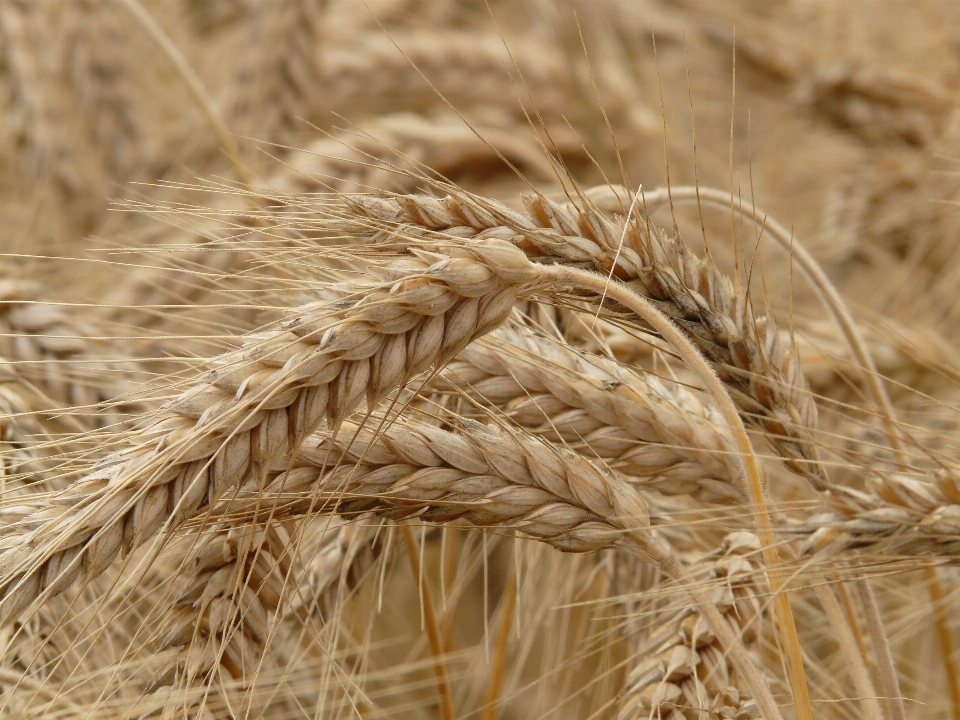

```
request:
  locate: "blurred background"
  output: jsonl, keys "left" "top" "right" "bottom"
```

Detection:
{"left": 3, "top": 1, "right": 960, "bottom": 334}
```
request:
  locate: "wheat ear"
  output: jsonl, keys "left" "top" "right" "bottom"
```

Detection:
{"left": 284, "top": 517, "right": 386, "bottom": 622}
{"left": 590, "top": 183, "right": 910, "bottom": 464}
{"left": 267, "top": 112, "right": 568, "bottom": 197}
{"left": 216, "top": 415, "right": 781, "bottom": 718}
{"left": 0, "top": 280, "right": 145, "bottom": 430}
{"left": 618, "top": 533, "right": 772, "bottom": 720}
{"left": 140, "top": 516, "right": 386, "bottom": 718}
{"left": 433, "top": 326, "right": 743, "bottom": 503}
{"left": 0, "top": 241, "right": 541, "bottom": 624}
{"left": 233, "top": 416, "right": 653, "bottom": 555}
{"left": 144, "top": 408, "right": 655, "bottom": 720}
{"left": 800, "top": 469, "right": 960, "bottom": 557}
{"left": 146, "top": 523, "right": 298, "bottom": 719}
{"left": 334, "top": 188, "right": 823, "bottom": 485}
{"left": 0, "top": 378, "right": 47, "bottom": 491}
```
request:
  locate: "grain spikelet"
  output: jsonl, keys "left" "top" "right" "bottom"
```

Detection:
{"left": 801, "top": 469, "right": 960, "bottom": 557}
{"left": 143, "top": 523, "right": 298, "bottom": 718}
{"left": 235, "top": 415, "right": 654, "bottom": 554}
{"left": 0, "top": 279, "right": 145, "bottom": 430}
{"left": 269, "top": 112, "right": 575, "bottom": 195}
{"left": 320, "top": 31, "right": 570, "bottom": 120}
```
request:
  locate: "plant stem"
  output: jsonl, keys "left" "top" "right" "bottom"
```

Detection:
{"left": 401, "top": 523, "right": 456, "bottom": 720}
{"left": 925, "top": 565, "right": 960, "bottom": 720}
{"left": 855, "top": 579, "right": 906, "bottom": 720}
{"left": 814, "top": 581, "right": 883, "bottom": 720}
{"left": 481, "top": 556, "right": 517, "bottom": 720}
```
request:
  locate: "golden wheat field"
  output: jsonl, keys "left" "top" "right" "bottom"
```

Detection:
{"left": 4, "top": 1, "right": 960, "bottom": 718}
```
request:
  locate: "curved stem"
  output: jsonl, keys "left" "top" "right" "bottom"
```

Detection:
{"left": 633, "top": 184, "right": 907, "bottom": 464}
{"left": 542, "top": 264, "right": 808, "bottom": 720}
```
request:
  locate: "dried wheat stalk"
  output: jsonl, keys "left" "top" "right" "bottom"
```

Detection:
{"left": 0, "top": 241, "right": 543, "bottom": 624}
